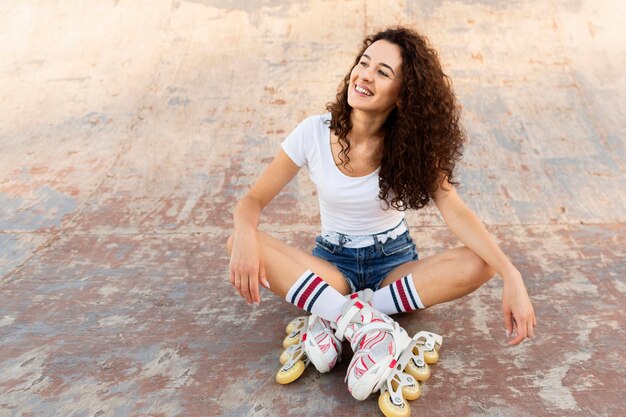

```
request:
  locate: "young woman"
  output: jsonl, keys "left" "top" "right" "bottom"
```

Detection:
{"left": 226, "top": 26, "right": 536, "bottom": 412}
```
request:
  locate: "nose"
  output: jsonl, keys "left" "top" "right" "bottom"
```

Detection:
{"left": 357, "top": 66, "right": 374, "bottom": 82}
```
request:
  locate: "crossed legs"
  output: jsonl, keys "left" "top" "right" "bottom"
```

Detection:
{"left": 226, "top": 231, "right": 496, "bottom": 308}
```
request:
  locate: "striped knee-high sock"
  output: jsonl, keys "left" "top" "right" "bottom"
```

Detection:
{"left": 285, "top": 269, "right": 347, "bottom": 323}
{"left": 371, "top": 273, "right": 425, "bottom": 315}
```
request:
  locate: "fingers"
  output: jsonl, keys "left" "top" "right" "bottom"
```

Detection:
{"left": 259, "top": 260, "right": 270, "bottom": 290}
{"left": 503, "top": 308, "right": 513, "bottom": 337}
{"left": 249, "top": 277, "right": 260, "bottom": 304}
{"left": 248, "top": 259, "right": 271, "bottom": 304}
{"left": 234, "top": 272, "right": 243, "bottom": 299}
{"left": 232, "top": 269, "right": 249, "bottom": 304}
{"left": 506, "top": 313, "right": 537, "bottom": 346}
{"left": 507, "top": 320, "right": 526, "bottom": 346}
{"left": 528, "top": 312, "right": 537, "bottom": 337}
{"left": 501, "top": 272, "right": 538, "bottom": 346}
{"left": 241, "top": 272, "right": 254, "bottom": 305}
{"left": 229, "top": 255, "right": 272, "bottom": 306}
{"left": 231, "top": 268, "right": 262, "bottom": 305}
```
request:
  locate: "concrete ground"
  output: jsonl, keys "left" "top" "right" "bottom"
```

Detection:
{"left": 1, "top": 1, "right": 625, "bottom": 416}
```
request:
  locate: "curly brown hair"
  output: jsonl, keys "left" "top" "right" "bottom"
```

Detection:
{"left": 326, "top": 26, "right": 466, "bottom": 211}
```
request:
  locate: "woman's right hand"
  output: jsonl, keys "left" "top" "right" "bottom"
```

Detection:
{"left": 229, "top": 229, "right": 270, "bottom": 305}
{"left": 228, "top": 150, "right": 300, "bottom": 304}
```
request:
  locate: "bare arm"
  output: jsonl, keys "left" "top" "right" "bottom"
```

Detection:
{"left": 234, "top": 149, "right": 301, "bottom": 231}
{"left": 433, "top": 174, "right": 537, "bottom": 346}
{"left": 230, "top": 149, "right": 301, "bottom": 305}
{"left": 433, "top": 180, "right": 517, "bottom": 278}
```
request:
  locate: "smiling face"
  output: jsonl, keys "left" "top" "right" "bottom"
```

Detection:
{"left": 347, "top": 39, "right": 403, "bottom": 116}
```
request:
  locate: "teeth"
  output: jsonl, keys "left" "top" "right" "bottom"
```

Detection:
{"left": 355, "top": 85, "right": 372, "bottom": 96}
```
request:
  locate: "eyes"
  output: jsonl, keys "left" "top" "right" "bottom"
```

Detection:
{"left": 358, "top": 61, "right": 389, "bottom": 78}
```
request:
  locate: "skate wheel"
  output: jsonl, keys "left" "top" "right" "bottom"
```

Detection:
{"left": 423, "top": 348, "right": 439, "bottom": 364}
{"left": 405, "top": 359, "right": 431, "bottom": 382}
{"left": 279, "top": 349, "right": 290, "bottom": 365}
{"left": 402, "top": 381, "right": 421, "bottom": 401}
{"left": 378, "top": 391, "right": 410, "bottom": 417}
{"left": 282, "top": 333, "right": 300, "bottom": 348}
{"left": 285, "top": 316, "right": 306, "bottom": 334}
{"left": 390, "top": 374, "right": 420, "bottom": 401}
{"left": 276, "top": 360, "right": 305, "bottom": 384}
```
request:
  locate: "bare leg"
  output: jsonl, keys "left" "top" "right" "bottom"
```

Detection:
{"left": 379, "top": 246, "right": 496, "bottom": 308}
{"left": 226, "top": 231, "right": 351, "bottom": 301}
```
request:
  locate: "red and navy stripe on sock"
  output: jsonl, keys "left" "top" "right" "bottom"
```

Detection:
{"left": 289, "top": 272, "right": 330, "bottom": 312}
{"left": 389, "top": 275, "right": 421, "bottom": 313}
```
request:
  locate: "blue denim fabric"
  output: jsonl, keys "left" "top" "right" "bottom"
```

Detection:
{"left": 311, "top": 230, "right": 419, "bottom": 293}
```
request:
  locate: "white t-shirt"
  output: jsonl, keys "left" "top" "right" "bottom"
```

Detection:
{"left": 281, "top": 113, "right": 405, "bottom": 235}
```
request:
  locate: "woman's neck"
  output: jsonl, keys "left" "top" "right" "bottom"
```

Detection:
{"left": 348, "top": 109, "right": 386, "bottom": 145}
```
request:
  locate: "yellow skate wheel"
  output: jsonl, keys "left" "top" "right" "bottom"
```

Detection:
{"left": 282, "top": 333, "right": 300, "bottom": 349}
{"left": 390, "top": 375, "right": 420, "bottom": 401}
{"left": 279, "top": 349, "right": 290, "bottom": 365}
{"left": 285, "top": 317, "right": 306, "bottom": 334}
{"left": 406, "top": 359, "right": 431, "bottom": 382}
{"left": 402, "top": 381, "right": 421, "bottom": 401}
{"left": 378, "top": 391, "right": 411, "bottom": 417}
{"left": 423, "top": 348, "right": 439, "bottom": 364}
{"left": 276, "top": 360, "right": 305, "bottom": 384}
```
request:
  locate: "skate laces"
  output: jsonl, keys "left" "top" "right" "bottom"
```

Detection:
{"left": 335, "top": 296, "right": 412, "bottom": 386}
{"left": 307, "top": 316, "right": 340, "bottom": 357}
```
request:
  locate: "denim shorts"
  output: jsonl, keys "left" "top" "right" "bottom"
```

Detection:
{"left": 311, "top": 229, "right": 419, "bottom": 293}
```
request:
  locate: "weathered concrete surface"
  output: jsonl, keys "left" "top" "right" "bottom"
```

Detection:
{"left": 0, "top": 1, "right": 624, "bottom": 416}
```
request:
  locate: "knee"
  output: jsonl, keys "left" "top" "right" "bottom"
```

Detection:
{"left": 460, "top": 246, "right": 496, "bottom": 285}
{"left": 226, "top": 234, "right": 235, "bottom": 256}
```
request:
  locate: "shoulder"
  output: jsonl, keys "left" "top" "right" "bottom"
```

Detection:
{"left": 298, "top": 113, "right": 331, "bottom": 129}
{"left": 433, "top": 172, "right": 466, "bottom": 218}
{"left": 287, "top": 114, "right": 331, "bottom": 142}
{"left": 283, "top": 114, "right": 328, "bottom": 149}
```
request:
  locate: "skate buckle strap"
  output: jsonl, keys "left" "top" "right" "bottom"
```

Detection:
{"left": 349, "top": 321, "right": 394, "bottom": 348}
{"left": 389, "top": 359, "right": 397, "bottom": 369}
{"left": 335, "top": 300, "right": 365, "bottom": 340}
{"left": 350, "top": 321, "right": 409, "bottom": 355}
{"left": 302, "top": 333, "right": 307, "bottom": 341}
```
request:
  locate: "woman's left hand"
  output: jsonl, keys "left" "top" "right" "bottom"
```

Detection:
{"left": 501, "top": 269, "right": 537, "bottom": 346}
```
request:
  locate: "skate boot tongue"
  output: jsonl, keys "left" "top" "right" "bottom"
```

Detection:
{"left": 335, "top": 297, "right": 404, "bottom": 349}
{"left": 356, "top": 288, "right": 374, "bottom": 303}
{"left": 335, "top": 298, "right": 368, "bottom": 342}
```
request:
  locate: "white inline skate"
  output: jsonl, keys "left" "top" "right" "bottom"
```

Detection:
{"left": 335, "top": 293, "right": 443, "bottom": 417}
{"left": 276, "top": 314, "right": 342, "bottom": 384}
